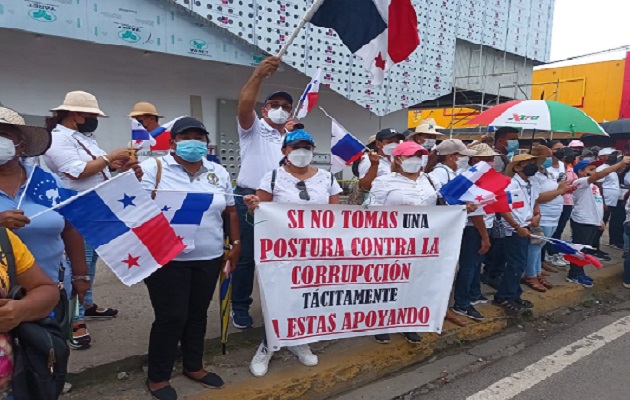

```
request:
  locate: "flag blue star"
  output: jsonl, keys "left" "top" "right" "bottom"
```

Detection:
{"left": 469, "top": 165, "right": 478, "bottom": 173}
{"left": 118, "top": 193, "right": 136, "bottom": 208}
{"left": 161, "top": 205, "right": 171, "bottom": 212}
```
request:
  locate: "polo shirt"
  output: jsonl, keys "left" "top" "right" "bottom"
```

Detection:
{"left": 141, "top": 154, "right": 234, "bottom": 261}
{"left": 357, "top": 156, "right": 392, "bottom": 180}
{"left": 503, "top": 174, "right": 540, "bottom": 235}
{"left": 43, "top": 124, "right": 111, "bottom": 191}
{"left": 236, "top": 116, "right": 284, "bottom": 190}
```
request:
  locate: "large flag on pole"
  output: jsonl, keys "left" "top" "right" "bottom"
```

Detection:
{"left": 330, "top": 119, "right": 365, "bottom": 174}
{"left": 27, "top": 169, "right": 185, "bottom": 285}
{"left": 153, "top": 191, "right": 214, "bottom": 253}
{"left": 310, "top": 0, "right": 420, "bottom": 85}
{"left": 296, "top": 69, "right": 322, "bottom": 119}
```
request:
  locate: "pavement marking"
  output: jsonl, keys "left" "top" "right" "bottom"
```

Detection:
{"left": 467, "top": 315, "right": 630, "bottom": 400}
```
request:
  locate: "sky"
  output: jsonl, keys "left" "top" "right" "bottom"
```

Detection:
{"left": 549, "top": 0, "right": 629, "bottom": 64}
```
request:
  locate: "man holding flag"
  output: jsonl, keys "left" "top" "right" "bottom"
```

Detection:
{"left": 232, "top": 56, "right": 294, "bottom": 330}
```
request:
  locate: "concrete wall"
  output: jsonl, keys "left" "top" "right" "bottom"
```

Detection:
{"left": 0, "top": 28, "right": 407, "bottom": 157}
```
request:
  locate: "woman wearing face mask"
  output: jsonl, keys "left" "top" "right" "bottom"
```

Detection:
{"left": 44, "top": 90, "right": 141, "bottom": 350}
{"left": 140, "top": 117, "right": 240, "bottom": 399}
{"left": 369, "top": 141, "right": 431, "bottom": 342}
{"left": 426, "top": 139, "right": 476, "bottom": 194}
{"left": 243, "top": 129, "right": 342, "bottom": 378}
{"left": 408, "top": 118, "right": 445, "bottom": 151}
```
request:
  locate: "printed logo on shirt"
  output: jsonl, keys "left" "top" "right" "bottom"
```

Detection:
{"left": 592, "top": 185, "right": 603, "bottom": 203}
{"left": 206, "top": 173, "right": 220, "bottom": 186}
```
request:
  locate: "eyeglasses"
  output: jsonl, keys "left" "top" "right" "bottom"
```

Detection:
{"left": 296, "top": 181, "right": 310, "bottom": 201}
{"left": 266, "top": 102, "right": 293, "bottom": 113}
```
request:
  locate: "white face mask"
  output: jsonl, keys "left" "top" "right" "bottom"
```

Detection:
{"left": 456, "top": 155, "right": 469, "bottom": 171}
{"left": 423, "top": 139, "right": 436, "bottom": 149}
{"left": 267, "top": 107, "right": 290, "bottom": 125}
{"left": 382, "top": 143, "right": 399, "bottom": 156}
{"left": 287, "top": 148, "right": 313, "bottom": 168}
{"left": 421, "top": 155, "right": 428, "bottom": 169}
{"left": 0, "top": 136, "right": 16, "bottom": 165}
{"left": 400, "top": 156, "right": 424, "bottom": 173}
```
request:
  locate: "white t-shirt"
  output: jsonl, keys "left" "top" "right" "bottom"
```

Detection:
{"left": 503, "top": 174, "right": 540, "bottom": 235}
{"left": 428, "top": 163, "right": 457, "bottom": 194}
{"left": 141, "top": 154, "right": 234, "bottom": 261}
{"left": 532, "top": 172, "right": 563, "bottom": 227}
{"left": 259, "top": 167, "right": 342, "bottom": 204}
{"left": 546, "top": 161, "right": 565, "bottom": 182}
{"left": 236, "top": 116, "right": 284, "bottom": 190}
{"left": 571, "top": 177, "right": 604, "bottom": 226}
{"left": 369, "top": 172, "right": 437, "bottom": 206}
{"left": 595, "top": 163, "right": 620, "bottom": 206}
{"left": 357, "top": 156, "right": 392, "bottom": 180}
{"left": 43, "top": 124, "right": 111, "bottom": 191}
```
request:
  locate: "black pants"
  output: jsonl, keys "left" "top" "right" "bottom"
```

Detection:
{"left": 145, "top": 258, "right": 222, "bottom": 382}
{"left": 569, "top": 220, "right": 600, "bottom": 278}
{"left": 483, "top": 236, "right": 505, "bottom": 281}
{"left": 610, "top": 201, "right": 626, "bottom": 246}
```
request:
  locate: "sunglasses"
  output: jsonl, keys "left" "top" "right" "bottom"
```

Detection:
{"left": 295, "top": 181, "right": 310, "bottom": 201}
{"left": 266, "top": 102, "right": 293, "bottom": 113}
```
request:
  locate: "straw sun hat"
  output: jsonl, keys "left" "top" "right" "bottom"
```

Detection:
{"left": 0, "top": 107, "right": 51, "bottom": 156}
{"left": 129, "top": 101, "right": 164, "bottom": 118}
{"left": 51, "top": 90, "right": 107, "bottom": 117}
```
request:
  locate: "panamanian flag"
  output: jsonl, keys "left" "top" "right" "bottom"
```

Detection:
{"left": 296, "top": 69, "right": 321, "bottom": 119}
{"left": 439, "top": 162, "right": 512, "bottom": 209}
{"left": 310, "top": 0, "right": 420, "bottom": 85}
{"left": 153, "top": 192, "right": 214, "bottom": 253}
{"left": 330, "top": 119, "right": 365, "bottom": 174}
{"left": 131, "top": 118, "right": 156, "bottom": 151}
{"left": 27, "top": 168, "right": 185, "bottom": 286}
{"left": 149, "top": 116, "right": 186, "bottom": 151}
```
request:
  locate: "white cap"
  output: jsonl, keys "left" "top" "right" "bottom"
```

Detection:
{"left": 598, "top": 147, "right": 617, "bottom": 156}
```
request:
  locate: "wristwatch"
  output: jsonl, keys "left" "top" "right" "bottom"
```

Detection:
{"left": 72, "top": 276, "right": 91, "bottom": 282}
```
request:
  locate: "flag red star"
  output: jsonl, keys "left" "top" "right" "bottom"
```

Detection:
{"left": 122, "top": 254, "right": 140, "bottom": 269}
{"left": 374, "top": 53, "right": 386, "bottom": 70}
{"left": 475, "top": 195, "right": 484, "bottom": 202}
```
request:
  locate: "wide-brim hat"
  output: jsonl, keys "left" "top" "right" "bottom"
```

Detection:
{"left": 0, "top": 107, "right": 51, "bottom": 157}
{"left": 505, "top": 153, "right": 537, "bottom": 177}
{"left": 468, "top": 143, "right": 500, "bottom": 157}
{"left": 413, "top": 118, "right": 446, "bottom": 136}
{"left": 129, "top": 101, "right": 163, "bottom": 118}
{"left": 51, "top": 90, "right": 107, "bottom": 117}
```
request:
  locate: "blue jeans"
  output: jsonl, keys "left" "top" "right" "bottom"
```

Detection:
{"left": 231, "top": 191, "right": 256, "bottom": 312}
{"left": 73, "top": 240, "right": 97, "bottom": 322}
{"left": 482, "top": 236, "right": 505, "bottom": 281}
{"left": 548, "top": 205, "right": 572, "bottom": 255}
{"left": 526, "top": 225, "right": 556, "bottom": 278}
{"left": 624, "top": 225, "right": 630, "bottom": 284}
{"left": 454, "top": 226, "right": 487, "bottom": 308}
{"left": 495, "top": 234, "right": 529, "bottom": 301}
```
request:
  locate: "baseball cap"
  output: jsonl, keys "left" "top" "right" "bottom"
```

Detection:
{"left": 568, "top": 140, "right": 585, "bottom": 148}
{"left": 468, "top": 143, "right": 500, "bottom": 157}
{"left": 573, "top": 159, "right": 604, "bottom": 174}
{"left": 435, "top": 139, "right": 476, "bottom": 156}
{"left": 171, "top": 117, "right": 209, "bottom": 137}
{"left": 375, "top": 128, "right": 404, "bottom": 141}
{"left": 264, "top": 91, "right": 294, "bottom": 105}
{"left": 598, "top": 147, "right": 617, "bottom": 157}
{"left": 393, "top": 141, "right": 429, "bottom": 157}
{"left": 283, "top": 129, "right": 315, "bottom": 147}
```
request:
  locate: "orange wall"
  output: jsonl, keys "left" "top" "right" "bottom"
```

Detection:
{"left": 407, "top": 58, "right": 626, "bottom": 128}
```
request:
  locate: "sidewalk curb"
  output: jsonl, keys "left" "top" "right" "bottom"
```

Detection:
{"left": 187, "top": 264, "right": 626, "bottom": 400}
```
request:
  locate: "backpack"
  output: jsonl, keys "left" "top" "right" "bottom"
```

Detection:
{"left": 0, "top": 228, "right": 69, "bottom": 400}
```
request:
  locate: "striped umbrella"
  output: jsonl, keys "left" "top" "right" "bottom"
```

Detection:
{"left": 467, "top": 100, "right": 608, "bottom": 135}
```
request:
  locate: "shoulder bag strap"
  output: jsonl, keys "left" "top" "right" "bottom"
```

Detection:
{"left": 271, "top": 169, "right": 277, "bottom": 194}
{"left": 151, "top": 158, "right": 163, "bottom": 200}
{"left": 72, "top": 137, "right": 109, "bottom": 181}
{"left": 0, "top": 228, "right": 17, "bottom": 290}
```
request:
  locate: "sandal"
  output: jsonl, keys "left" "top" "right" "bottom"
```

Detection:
{"left": 522, "top": 276, "right": 547, "bottom": 292}
{"left": 538, "top": 274, "right": 553, "bottom": 289}
{"left": 84, "top": 303, "right": 119, "bottom": 319}
{"left": 493, "top": 299, "right": 523, "bottom": 313}
{"left": 70, "top": 323, "right": 91, "bottom": 350}
{"left": 514, "top": 298, "right": 534, "bottom": 309}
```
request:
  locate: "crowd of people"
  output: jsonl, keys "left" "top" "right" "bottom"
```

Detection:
{"left": 0, "top": 55, "right": 629, "bottom": 400}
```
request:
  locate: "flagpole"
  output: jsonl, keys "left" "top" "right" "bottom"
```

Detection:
{"left": 318, "top": 106, "right": 372, "bottom": 152}
{"left": 16, "top": 160, "right": 38, "bottom": 210}
{"left": 28, "top": 171, "right": 132, "bottom": 221}
{"left": 276, "top": 0, "right": 326, "bottom": 58}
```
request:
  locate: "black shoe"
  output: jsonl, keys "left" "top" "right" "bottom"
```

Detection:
{"left": 84, "top": 304, "right": 118, "bottom": 319}
{"left": 374, "top": 334, "right": 390, "bottom": 344}
{"left": 513, "top": 298, "right": 534, "bottom": 309}
{"left": 183, "top": 371, "right": 224, "bottom": 388}
{"left": 594, "top": 251, "right": 611, "bottom": 261}
{"left": 146, "top": 380, "right": 177, "bottom": 400}
{"left": 402, "top": 332, "right": 422, "bottom": 344}
{"left": 452, "top": 305, "right": 485, "bottom": 321}
{"left": 471, "top": 295, "right": 489, "bottom": 305}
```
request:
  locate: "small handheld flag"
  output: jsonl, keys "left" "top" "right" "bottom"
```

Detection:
{"left": 295, "top": 69, "right": 322, "bottom": 119}
{"left": 330, "top": 119, "right": 365, "bottom": 174}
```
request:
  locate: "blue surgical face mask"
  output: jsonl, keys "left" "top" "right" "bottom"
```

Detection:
{"left": 175, "top": 140, "right": 208, "bottom": 162}
{"left": 542, "top": 157, "right": 553, "bottom": 169}
{"left": 506, "top": 139, "right": 519, "bottom": 152}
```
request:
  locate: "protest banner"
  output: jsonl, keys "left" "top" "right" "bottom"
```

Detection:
{"left": 254, "top": 203, "right": 467, "bottom": 350}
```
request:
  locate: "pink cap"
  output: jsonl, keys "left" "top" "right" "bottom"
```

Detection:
{"left": 393, "top": 141, "right": 429, "bottom": 157}
{"left": 568, "top": 140, "right": 585, "bottom": 148}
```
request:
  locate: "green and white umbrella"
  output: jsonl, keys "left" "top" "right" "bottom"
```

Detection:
{"left": 467, "top": 100, "right": 608, "bottom": 135}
